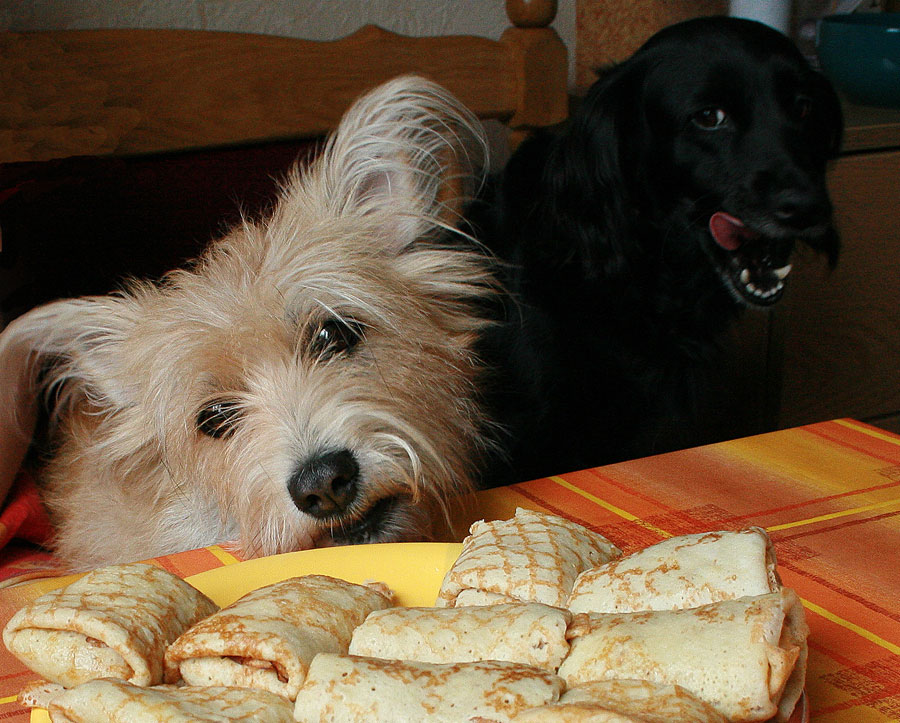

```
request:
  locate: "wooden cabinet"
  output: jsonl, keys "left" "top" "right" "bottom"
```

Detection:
{"left": 772, "top": 103, "right": 900, "bottom": 434}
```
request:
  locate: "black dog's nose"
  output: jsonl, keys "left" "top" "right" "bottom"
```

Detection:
{"left": 771, "top": 185, "right": 830, "bottom": 229}
{"left": 288, "top": 450, "right": 359, "bottom": 518}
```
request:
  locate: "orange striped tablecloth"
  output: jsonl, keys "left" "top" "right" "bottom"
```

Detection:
{"left": 2, "top": 417, "right": 899, "bottom": 721}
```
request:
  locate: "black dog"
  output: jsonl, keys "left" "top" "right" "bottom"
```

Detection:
{"left": 473, "top": 17, "right": 843, "bottom": 485}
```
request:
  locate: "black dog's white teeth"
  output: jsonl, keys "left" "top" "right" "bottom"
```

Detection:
{"left": 735, "top": 261, "right": 793, "bottom": 302}
{"left": 743, "top": 276, "right": 785, "bottom": 300}
{"left": 739, "top": 263, "right": 791, "bottom": 286}
{"left": 725, "top": 256, "right": 790, "bottom": 305}
{"left": 774, "top": 263, "right": 792, "bottom": 280}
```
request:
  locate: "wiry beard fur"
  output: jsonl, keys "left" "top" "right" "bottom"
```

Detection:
{"left": 0, "top": 76, "right": 497, "bottom": 570}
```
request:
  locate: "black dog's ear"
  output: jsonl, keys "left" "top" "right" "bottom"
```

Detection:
{"left": 806, "top": 71, "right": 842, "bottom": 268}
{"left": 810, "top": 70, "right": 844, "bottom": 159}
{"left": 540, "top": 61, "right": 643, "bottom": 280}
{"left": 816, "top": 224, "right": 841, "bottom": 269}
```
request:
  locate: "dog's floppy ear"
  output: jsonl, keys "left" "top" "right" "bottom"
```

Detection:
{"left": 541, "top": 61, "right": 642, "bottom": 279}
{"left": 0, "top": 316, "right": 40, "bottom": 508}
{"left": 313, "top": 75, "right": 487, "bottom": 249}
{"left": 0, "top": 296, "right": 140, "bottom": 438}
{"left": 0, "top": 296, "right": 141, "bottom": 502}
{"left": 810, "top": 70, "right": 844, "bottom": 159}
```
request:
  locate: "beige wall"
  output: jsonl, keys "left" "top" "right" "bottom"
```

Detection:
{"left": 576, "top": 0, "right": 726, "bottom": 93}
{"left": 0, "top": 0, "right": 576, "bottom": 84}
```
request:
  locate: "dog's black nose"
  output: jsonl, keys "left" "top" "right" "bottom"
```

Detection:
{"left": 771, "top": 185, "right": 830, "bottom": 229}
{"left": 288, "top": 450, "right": 359, "bottom": 518}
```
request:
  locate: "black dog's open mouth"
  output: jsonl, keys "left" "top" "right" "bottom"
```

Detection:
{"left": 708, "top": 212, "right": 794, "bottom": 307}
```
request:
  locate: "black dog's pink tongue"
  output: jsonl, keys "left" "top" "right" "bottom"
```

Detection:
{"left": 709, "top": 211, "right": 752, "bottom": 251}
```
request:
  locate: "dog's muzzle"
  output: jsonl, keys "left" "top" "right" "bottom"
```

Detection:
{"left": 708, "top": 212, "right": 794, "bottom": 306}
{"left": 288, "top": 451, "right": 418, "bottom": 546}
{"left": 328, "top": 495, "right": 416, "bottom": 545}
{"left": 706, "top": 177, "right": 836, "bottom": 307}
{"left": 288, "top": 449, "right": 360, "bottom": 518}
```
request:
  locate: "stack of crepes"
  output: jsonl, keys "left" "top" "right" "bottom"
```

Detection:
{"left": 558, "top": 528, "right": 806, "bottom": 723}
{"left": 342, "top": 509, "right": 808, "bottom": 723}
{"left": 296, "top": 508, "right": 618, "bottom": 721}
{"left": 1, "top": 509, "right": 808, "bottom": 722}
{"left": 4, "top": 570, "right": 395, "bottom": 721}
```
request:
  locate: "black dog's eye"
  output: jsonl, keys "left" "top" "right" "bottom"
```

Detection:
{"left": 197, "top": 400, "right": 242, "bottom": 439}
{"left": 691, "top": 107, "right": 729, "bottom": 130}
{"left": 793, "top": 95, "right": 813, "bottom": 121}
{"left": 310, "top": 318, "right": 364, "bottom": 360}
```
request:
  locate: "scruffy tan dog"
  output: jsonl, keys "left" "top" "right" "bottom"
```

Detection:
{"left": 0, "top": 76, "right": 496, "bottom": 569}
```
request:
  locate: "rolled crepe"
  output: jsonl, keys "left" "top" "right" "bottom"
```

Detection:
{"left": 164, "top": 574, "right": 391, "bottom": 700}
{"left": 349, "top": 602, "right": 572, "bottom": 671}
{"left": 48, "top": 679, "right": 293, "bottom": 722}
{"left": 293, "top": 654, "right": 565, "bottom": 722}
{"left": 2, "top": 563, "right": 217, "bottom": 687}
{"left": 511, "top": 679, "right": 727, "bottom": 722}
{"left": 558, "top": 588, "right": 809, "bottom": 722}
{"left": 567, "top": 528, "right": 780, "bottom": 614}
{"left": 17, "top": 681, "right": 65, "bottom": 710}
{"left": 456, "top": 589, "right": 518, "bottom": 606}
{"left": 437, "top": 508, "right": 621, "bottom": 608}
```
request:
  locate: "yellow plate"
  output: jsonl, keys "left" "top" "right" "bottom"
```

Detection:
{"left": 186, "top": 541, "right": 463, "bottom": 608}
{"left": 30, "top": 542, "right": 462, "bottom": 722}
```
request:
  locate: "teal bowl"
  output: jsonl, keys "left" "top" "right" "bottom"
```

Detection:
{"left": 817, "top": 13, "right": 900, "bottom": 108}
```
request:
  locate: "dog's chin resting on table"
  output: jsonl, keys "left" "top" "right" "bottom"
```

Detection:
{"left": 473, "top": 17, "right": 843, "bottom": 485}
{"left": 0, "top": 76, "right": 497, "bottom": 570}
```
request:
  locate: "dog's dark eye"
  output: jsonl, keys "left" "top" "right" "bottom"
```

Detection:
{"left": 691, "top": 107, "right": 729, "bottom": 130}
{"left": 793, "top": 95, "right": 813, "bottom": 121}
{"left": 311, "top": 318, "right": 364, "bottom": 360}
{"left": 197, "top": 400, "right": 242, "bottom": 439}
